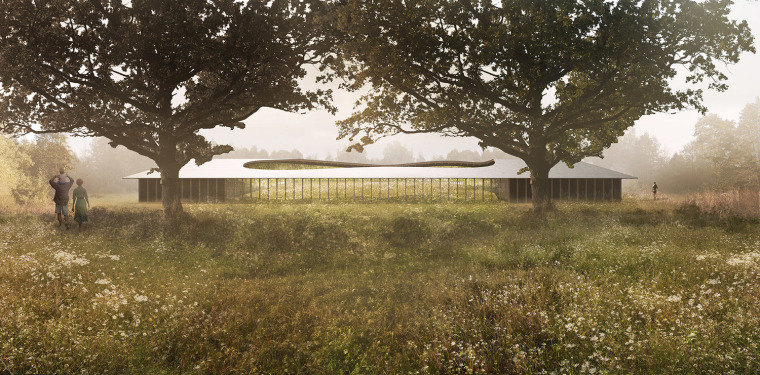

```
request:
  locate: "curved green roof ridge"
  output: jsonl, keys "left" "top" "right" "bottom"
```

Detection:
{"left": 243, "top": 159, "right": 496, "bottom": 170}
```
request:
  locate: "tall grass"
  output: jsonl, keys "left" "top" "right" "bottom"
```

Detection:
{"left": 1, "top": 199, "right": 759, "bottom": 373}
{"left": 685, "top": 189, "right": 760, "bottom": 220}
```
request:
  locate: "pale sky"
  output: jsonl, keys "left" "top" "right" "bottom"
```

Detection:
{"left": 69, "top": 1, "right": 760, "bottom": 160}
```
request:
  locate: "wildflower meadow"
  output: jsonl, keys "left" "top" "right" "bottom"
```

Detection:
{"left": 1, "top": 197, "right": 759, "bottom": 374}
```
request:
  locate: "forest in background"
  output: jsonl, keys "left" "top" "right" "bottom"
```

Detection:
{"left": 0, "top": 97, "right": 757, "bottom": 202}
{"left": 588, "top": 98, "right": 760, "bottom": 194}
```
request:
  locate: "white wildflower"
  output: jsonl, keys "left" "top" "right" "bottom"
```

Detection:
{"left": 727, "top": 252, "right": 760, "bottom": 267}
{"left": 54, "top": 251, "right": 89, "bottom": 267}
{"left": 666, "top": 295, "right": 682, "bottom": 303}
{"left": 95, "top": 279, "right": 110, "bottom": 285}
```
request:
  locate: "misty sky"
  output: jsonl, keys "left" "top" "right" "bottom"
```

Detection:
{"left": 68, "top": 1, "right": 760, "bottom": 161}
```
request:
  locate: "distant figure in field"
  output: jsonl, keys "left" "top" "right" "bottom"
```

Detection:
{"left": 652, "top": 181, "right": 658, "bottom": 200}
{"left": 49, "top": 168, "right": 74, "bottom": 229}
{"left": 72, "top": 178, "right": 90, "bottom": 233}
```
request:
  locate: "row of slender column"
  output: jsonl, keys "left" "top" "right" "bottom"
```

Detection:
{"left": 224, "top": 178, "right": 497, "bottom": 202}
{"left": 141, "top": 177, "right": 623, "bottom": 203}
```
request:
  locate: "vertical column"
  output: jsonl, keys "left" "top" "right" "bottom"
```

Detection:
{"left": 551, "top": 179, "right": 555, "bottom": 200}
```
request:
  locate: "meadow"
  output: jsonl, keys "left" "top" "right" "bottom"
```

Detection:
{"left": 1, "top": 196, "right": 759, "bottom": 374}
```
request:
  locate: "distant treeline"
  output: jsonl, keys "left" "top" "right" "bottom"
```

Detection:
{"left": 588, "top": 98, "right": 760, "bottom": 193}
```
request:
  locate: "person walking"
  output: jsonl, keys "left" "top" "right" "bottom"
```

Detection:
{"left": 72, "top": 178, "right": 90, "bottom": 233}
{"left": 652, "top": 181, "right": 658, "bottom": 200}
{"left": 49, "top": 168, "right": 74, "bottom": 229}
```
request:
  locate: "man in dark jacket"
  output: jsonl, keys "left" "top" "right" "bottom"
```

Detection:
{"left": 49, "top": 168, "right": 74, "bottom": 229}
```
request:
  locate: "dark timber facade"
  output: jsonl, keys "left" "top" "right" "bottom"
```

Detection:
{"left": 497, "top": 178, "right": 622, "bottom": 202}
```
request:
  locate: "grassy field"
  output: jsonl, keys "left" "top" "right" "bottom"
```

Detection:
{"left": 1, "top": 197, "right": 759, "bottom": 374}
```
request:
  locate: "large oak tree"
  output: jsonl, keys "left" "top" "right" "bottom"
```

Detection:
{"left": 0, "top": 0, "right": 334, "bottom": 219}
{"left": 335, "top": 0, "right": 754, "bottom": 211}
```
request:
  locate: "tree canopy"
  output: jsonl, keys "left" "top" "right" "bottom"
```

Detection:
{"left": 0, "top": 0, "right": 334, "bottom": 218}
{"left": 335, "top": 0, "right": 754, "bottom": 211}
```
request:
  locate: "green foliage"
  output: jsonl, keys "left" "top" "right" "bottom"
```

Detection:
{"left": 335, "top": 0, "right": 754, "bottom": 210}
{"left": 3, "top": 200, "right": 760, "bottom": 373}
{"left": 13, "top": 134, "right": 79, "bottom": 204}
{"left": 0, "top": 135, "right": 30, "bottom": 206}
{"left": 0, "top": 134, "right": 78, "bottom": 205}
{"left": 0, "top": 0, "right": 335, "bottom": 217}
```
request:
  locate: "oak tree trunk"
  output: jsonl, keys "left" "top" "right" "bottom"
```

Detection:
{"left": 157, "top": 160, "right": 183, "bottom": 221}
{"left": 526, "top": 158, "right": 553, "bottom": 214}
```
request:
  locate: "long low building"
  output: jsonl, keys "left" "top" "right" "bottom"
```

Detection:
{"left": 123, "top": 158, "right": 636, "bottom": 203}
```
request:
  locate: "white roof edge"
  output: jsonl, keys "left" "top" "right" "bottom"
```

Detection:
{"left": 123, "top": 158, "right": 637, "bottom": 180}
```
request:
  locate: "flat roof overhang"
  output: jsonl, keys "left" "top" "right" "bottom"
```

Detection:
{"left": 124, "top": 159, "right": 638, "bottom": 180}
